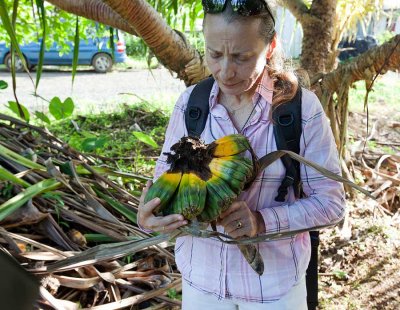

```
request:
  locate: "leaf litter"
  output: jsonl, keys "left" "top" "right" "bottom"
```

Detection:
{"left": 0, "top": 104, "right": 399, "bottom": 309}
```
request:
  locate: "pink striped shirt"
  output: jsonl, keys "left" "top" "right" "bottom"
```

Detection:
{"left": 154, "top": 72, "right": 345, "bottom": 303}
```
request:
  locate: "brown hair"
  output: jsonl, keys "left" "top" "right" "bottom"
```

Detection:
{"left": 203, "top": 1, "right": 298, "bottom": 106}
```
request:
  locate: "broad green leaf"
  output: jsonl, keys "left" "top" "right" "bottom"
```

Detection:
{"left": 81, "top": 136, "right": 108, "bottom": 152}
{"left": 132, "top": 131, "right": 158, "bottom": 148}
{"left": 7, "top": 101, "right": 30, "bottom": 121}
{"left": 0, "top": 178, "right": 60, "bottom": 221}
{"left": 34, "top": 111, "right": 51, "bottom": 124}
{"left": 49, "top": 96, "right": 74, "bottom": 120}
{"left": 0, "top": 165, "right": 30, "bottom": 187}
{"left": 0, "top": 80, "right": 8, "bottom": 89}
{"left": 72, "top": 16, "right": 80, "bottom": 86}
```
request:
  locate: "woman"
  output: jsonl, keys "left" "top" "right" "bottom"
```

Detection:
{"left": 138, "top": 0, "right": 345, "bottom": 308}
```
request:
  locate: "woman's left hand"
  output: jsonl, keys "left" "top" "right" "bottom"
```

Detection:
{"left": 218, "top": 201, "right": 265, "bottom": 238}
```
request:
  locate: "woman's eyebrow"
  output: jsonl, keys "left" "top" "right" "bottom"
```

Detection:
{"left": 207, "top": 46, "right": 252, "bottom": 55}
{"left": 206, "top": 46, "right": 220, "bottom": 52}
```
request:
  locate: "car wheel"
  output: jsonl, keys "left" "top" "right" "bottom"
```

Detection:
{"left": 92, "top": 53, "right": 113, "bottom": 73}
{"left": 4, "top": 53, "right": 25, "bottom": 72}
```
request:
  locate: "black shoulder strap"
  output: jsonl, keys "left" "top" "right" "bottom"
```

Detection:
{"left": 272, "top": 87, "right": 320, "bottom": 310}
{"left": 185, "top": 77, "right": 215, "bottom": 137}
{"left": 272, "top": 87, "right": 303, "bottom": 202}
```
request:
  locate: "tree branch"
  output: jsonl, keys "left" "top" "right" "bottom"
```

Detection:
{"left": 315, "top": 34, "right": 400, "bottom": 92}
{"left": 279, "top": 0, "right": 312, "bottom": 25}
{"left": 46, "top": 0, "right": 137, "bottom": 36}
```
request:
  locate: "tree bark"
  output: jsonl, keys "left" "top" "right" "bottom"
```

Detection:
{"left": 300, "top": 0, "right": 338, "bottom": 75}
{"left": 102, "top": 0, "right": 203, "bottom": 84}
{"left": 46, "top": 0, "right": 138, "bottom": 36}
{"left": 279, "top": 0, "right": 315, "bottom": 25}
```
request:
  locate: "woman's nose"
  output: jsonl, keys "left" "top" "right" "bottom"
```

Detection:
{"left": 219, "top": 59, "right": 235, "bottom": 80}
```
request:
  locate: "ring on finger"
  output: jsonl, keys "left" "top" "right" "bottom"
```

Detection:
{"left": 236, "top": 220, "right": 243, "bottom": 229}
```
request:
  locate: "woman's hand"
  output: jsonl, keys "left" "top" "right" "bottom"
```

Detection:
{"left": 138, "top": 181, "right": 188, "bottom": 233}
{"left": 218, "top": 201, "right": 265, "bottom": 238}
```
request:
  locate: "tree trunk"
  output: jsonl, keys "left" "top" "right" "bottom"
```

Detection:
{"left": 102, "top": 0, "right": 203, "bottom": 84}
{"left": 281, "top": 0, "right": 338, "bottom": 75}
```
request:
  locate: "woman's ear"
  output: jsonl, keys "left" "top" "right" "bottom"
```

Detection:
{"left": 266, "top": 34, "right": 277, "bottom": 59}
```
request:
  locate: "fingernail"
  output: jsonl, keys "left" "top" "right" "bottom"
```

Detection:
{"left": 182, "top": 221, "right": 188, "bottom": 225}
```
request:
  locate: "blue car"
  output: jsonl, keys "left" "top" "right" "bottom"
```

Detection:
{"left": 0, "top": 33, "right": 127, "bottom": 73}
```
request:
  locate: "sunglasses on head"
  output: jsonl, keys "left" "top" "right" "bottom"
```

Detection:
{"left": 202, "top": 0, "right": 275, "bottom": 24}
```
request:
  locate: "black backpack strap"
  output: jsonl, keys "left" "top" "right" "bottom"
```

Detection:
{"left": 272, "top": 87, "right": 320, "bottom": 310}
{"left": 185, "top": 77, "right": 215, "bottom": 137}
{"left": 272, "top": 87, "right": 302, "bottom": 202}
{"left": 306, "top": 230, "right": 320, "bottom": 310}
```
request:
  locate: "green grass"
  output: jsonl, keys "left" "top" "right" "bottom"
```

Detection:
{"left": 47, "top": 103, "right": 169, "bottom": 175}
{"left": 348, "top": 73, "right": 400, "bottom": 119}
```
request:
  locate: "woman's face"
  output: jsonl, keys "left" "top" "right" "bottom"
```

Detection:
{"left": 204, "top": 14, "right": 273, "bottom": 96}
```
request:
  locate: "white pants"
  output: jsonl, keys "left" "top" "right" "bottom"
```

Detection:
{"left": 182, "top": 277, "right": 307, "bottom": 310}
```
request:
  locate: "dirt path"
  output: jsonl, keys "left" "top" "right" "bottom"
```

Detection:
{"left": 0, "top": 67, "right": 186, "bottom": 113}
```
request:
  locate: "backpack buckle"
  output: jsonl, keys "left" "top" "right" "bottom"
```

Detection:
{"left": 277, "top": 113, "right": 294, "bottom": 126}
{"left": 188, "top": 107, "right": 201, "bottom": 120}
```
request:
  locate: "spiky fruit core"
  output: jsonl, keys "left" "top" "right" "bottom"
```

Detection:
{"left": 164, "top": 136, "right": 212, "bottom": 180}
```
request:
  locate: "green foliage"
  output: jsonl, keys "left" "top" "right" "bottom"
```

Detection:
{"left": 187, "top": 31, "right": 205, "bottom": 55}
{"left": 0, "top": 0, "right": 109, "bottom": 54}
{"left": 124, "top": 35, "right": 148, "bottom": 58}
{"left": 81, "top": 136, "right": 108, "bottom": 153}
{"left": 34, "top": 111, "right": 51, "bottom": 124}
{"left": 0, "top": 0, "right": 29, "bottom": 72}
{"left": 7, "top": 101, "right": 30, "bottom": 121}
{"left": 34, "top": 0, "right": 46, "bottom": 91}
{"left": 0, "top": 182, "right": 14, "bottom": 200}
{"left": 376, "top": 30, "right": 396, "bottom": 45}
{"left": 49, "top": 97, "right": 75, "bottom": 120}
{"left": 0, "top": 80, "right": 8, "bottom": 89}
{"left": 333, "top": 270, "right": 349, "bottom": 280}
{"left": 132, "top": 131, "right": 158, "bottom": 148}
{"left": 0, "top": 178, "right": 60, "bottom": 221}
{"left": 167, "top": 288, "right": 182, "bottom": 300}
{"left": 336, "top": 0, "right": 385, "bottom": 41}
{"left": 47, "top": 104, "right": 169, "bottom": 173}
{"left": 72, "top": 17, "right": 80, "bottom": 85}
{"left": 149, "top": 0, "right": 204, "bottom": 32}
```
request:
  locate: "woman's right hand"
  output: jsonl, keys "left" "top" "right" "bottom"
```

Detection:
{"left": 138, "top": 181, "right": 188, "bottom": 233}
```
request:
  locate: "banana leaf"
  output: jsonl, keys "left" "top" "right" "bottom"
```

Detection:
{"left": 0, "top": 165, "right": 31, "bottom": 187}
{"left": 0, "top": 145, "right": 45, "bottom": 171}
{"left": 0, "top": 178, "right": 60, "bottom": 221}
